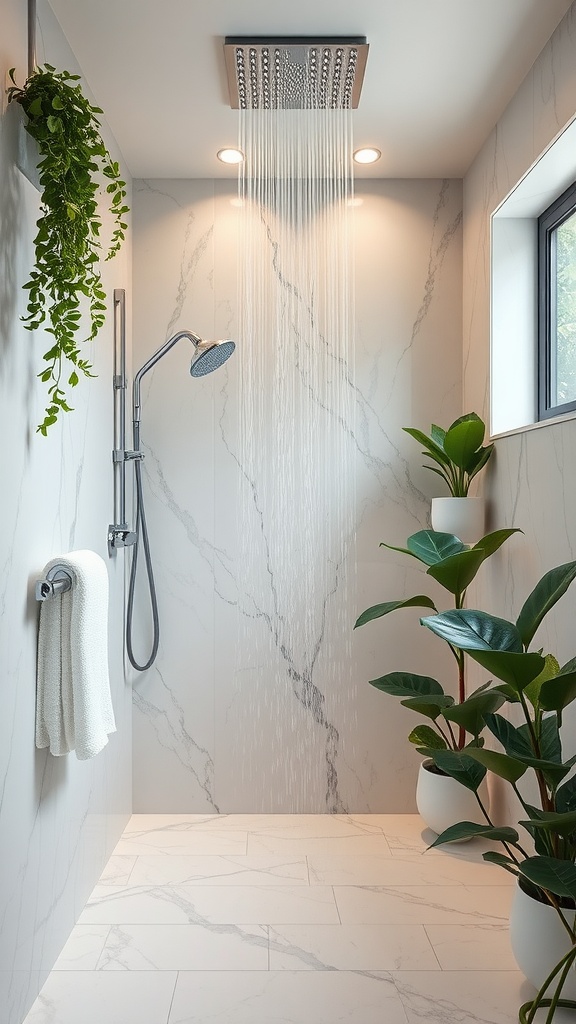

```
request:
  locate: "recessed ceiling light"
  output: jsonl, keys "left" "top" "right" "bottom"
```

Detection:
{"left": 217, "top": 148, "right": 244, "bottom": 164}
{"left": 353, "top": 147, "right": 381, "bottom": 164}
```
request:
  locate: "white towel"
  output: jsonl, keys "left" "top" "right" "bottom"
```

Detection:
{"left": 36, "top": 550, "right": 116, "bottom": 760}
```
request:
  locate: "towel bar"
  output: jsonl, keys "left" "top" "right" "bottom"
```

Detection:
{"left": 35, "top": 565, "right": 73, "bottom": 602}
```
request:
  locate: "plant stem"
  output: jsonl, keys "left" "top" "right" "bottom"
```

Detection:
{"left": 521, "top": 944, "right": 576, "bottom": 1024}
{"left": 474, "top": 790, "right": 528, "bottom": 863}
{"left": 434, "top": 720, "right": 453, "bottom": 748}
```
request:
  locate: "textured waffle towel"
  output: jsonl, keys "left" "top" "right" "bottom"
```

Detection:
{"left": 36, "top": 550, "right": 116, "bottom": 759}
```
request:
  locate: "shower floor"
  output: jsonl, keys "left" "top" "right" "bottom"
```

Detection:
{"left": 23, "top": 813, "right": 540, "bottom": 1023}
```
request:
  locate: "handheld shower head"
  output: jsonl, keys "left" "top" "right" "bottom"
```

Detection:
{"left": 190, "top": 339, "right": 236, "bottom": 377}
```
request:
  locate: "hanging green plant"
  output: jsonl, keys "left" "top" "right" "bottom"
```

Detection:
{"left": 7, "top": 64, "right": 129, "bottom": 434}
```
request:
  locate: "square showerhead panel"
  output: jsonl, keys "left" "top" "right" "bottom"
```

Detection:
{"left": 224, "top": 36, "right": 369, "bottom": 110}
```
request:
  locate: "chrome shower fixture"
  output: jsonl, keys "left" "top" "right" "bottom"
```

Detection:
{"left": 224, "top": 36, "right": 369, "bottom": 110}
{"left": 108, "top": 291, "right": 236, "bottom": 672}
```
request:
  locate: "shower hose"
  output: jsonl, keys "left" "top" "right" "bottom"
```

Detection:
{"left": 126, "top": 446, "right": 160, "bottom": 672}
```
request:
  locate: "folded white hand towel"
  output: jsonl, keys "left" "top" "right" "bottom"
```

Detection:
{"left": 36, "top": 550, "right": 116, "bottom": 760}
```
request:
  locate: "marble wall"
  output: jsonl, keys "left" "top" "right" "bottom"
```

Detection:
{"left": 463, "top": 4, "right": 576, "bottom": 808}
{"left": 0, "top": 4, "right": 132, "bottom": 1023}
{"left": 131, "top": 176, "right": 463, "bottom": 814}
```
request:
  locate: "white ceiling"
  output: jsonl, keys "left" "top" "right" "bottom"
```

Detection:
{"left": 47, "top": 0, "right": 573, "bottom": 179}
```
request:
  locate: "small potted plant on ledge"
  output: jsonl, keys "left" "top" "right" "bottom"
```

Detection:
{"left": 354, "top": 524, "right": 519, "bottom": 835}
{"left": 404, "top": 412, "right": 494, "bottom": 543}
{"left": 421, "top": 559, "right": 576, "bottom": 1022}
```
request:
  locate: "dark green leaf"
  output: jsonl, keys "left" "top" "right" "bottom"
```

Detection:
{"left": 539, "top": 671, "right": 576, "bottom": 712}
{"left": 484, "top": 713, "right": 534, "bottom": 759}
{"left": 421, "top": 609, "right": 523, "bottom": 652}
{"left": 442, "top": 692, "right": 505, "bottom": 737}
{"left": 429, "top": 821, "right": 519, "bottom": 847}
{"left": 467, "top": 444, "right": 495, "bottom": 482}
{"left": 401, "top": 694, "right": 455, "bottom": 720}
{"left": 459, "top": 649, "right": 545, "bottom": 691}
{"left": 519, "top": 856, "right": 576, "bottom": 900}
{"left": 462, "top": 747, "right": 527, "bottom": 783}
{"left": 426, "top": 548, "right": 487, "bottom": 595}
{"left": 443, "top": 414, "right": 485, "bottom": 470}
{"left": 518, "top": 810, "right": 576, "bottom": 838}
{"left": 408, "top": 725, "right": 447, "bottom": 749}
{"left": 535, "top": 716, "right": 562, "bottom": 763}
{"left": 422, "top": 748, "right": 487, "bottom": 791}
{"left": 403, "top": 427, "right": 451, "bottom": 465}
{"left": 516, "top": 562, "right": 576, "bottom": 648}
{"left": 472, "top": 528, "right": 522, "bottom": 559}
{"left": 557, "top": 776, "right": 576, "bottom": 814}
{"left": 405, "top": 530, "right": 466, "bottom": 566}
{"left": 354, "top": 596, "right": 437, "bottom": 629}
{"left": 368, "top": 672, "right": 445, "bottom": 698}
{"left": 482, "top": 851, "right": 521, "bottom": 875}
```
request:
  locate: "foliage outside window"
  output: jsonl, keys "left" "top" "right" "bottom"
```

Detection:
{"left": 538, "top": 179, "right": 576, "bottom": 420}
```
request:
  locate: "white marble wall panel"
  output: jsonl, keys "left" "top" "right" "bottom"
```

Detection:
{"left": 0, "top": 4, "right": 132, "bottom": 1023}
{"left": 463, "top": 5, "right": 576, "bottom": 808}
{"left": 132, "top": 177, "right": 462, "bottom": 814}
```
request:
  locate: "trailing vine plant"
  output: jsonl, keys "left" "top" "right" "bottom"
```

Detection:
{"left": 7, "top": 65, "right": 128, "bottom": 434}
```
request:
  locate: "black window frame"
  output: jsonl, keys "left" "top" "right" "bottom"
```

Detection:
{"left": 538, "top": 179, "right": 576, "bottom": 420}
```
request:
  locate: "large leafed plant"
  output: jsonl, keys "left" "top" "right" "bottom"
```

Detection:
{"left": 7, "top": 65, "right": 128, "bottom": 434}
{"left": 422, "top": 561, "right": 576, "bottom": 1022}
{"left": 354, "top": 527, "right": 519, "bottom": 766}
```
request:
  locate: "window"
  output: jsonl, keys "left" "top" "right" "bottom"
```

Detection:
{"left": 538, "top": 180, "right": 576, "bottom": 420}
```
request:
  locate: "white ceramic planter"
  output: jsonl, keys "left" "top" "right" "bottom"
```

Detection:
{"left": 416, "top": 758, "right": 489, "bottom": 837}
{"left": 430, "top": 496, "right": 485, "bottom": 543}
{"left": 510, "top": 882, "right": 576, "bottom": 999}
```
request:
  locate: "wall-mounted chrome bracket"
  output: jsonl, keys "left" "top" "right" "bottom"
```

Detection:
{"left": 113, "top": 449, "right": 144, "bottom": 463}
{"left": 107, "top": 525, "right": 137, "bottom": 554}
{"left": 35, "top": 565, "right": 73, "bottom": 602}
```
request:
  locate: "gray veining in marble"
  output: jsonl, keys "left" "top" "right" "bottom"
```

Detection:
{"left": 132, "top": 176, "right": 463, "bottom": 814}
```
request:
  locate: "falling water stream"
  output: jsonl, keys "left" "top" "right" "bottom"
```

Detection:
{"left": 235, "top": 101, "right": 357, "bottom": 811}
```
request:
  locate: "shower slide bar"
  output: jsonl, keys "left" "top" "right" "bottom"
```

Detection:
{"left": 35, "top": 565, "right": 73, "bottom": 602}
{"left": 108, "top": 289, "right": 138, "bottom": 556}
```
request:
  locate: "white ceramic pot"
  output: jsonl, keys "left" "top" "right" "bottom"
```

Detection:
{"left": 416, "top": 758, "right": 489, "bottom": 837}
{"left": 510, "top": 882, "right": 576, "bottom": 999}
{"left": 430, "top": 496, "right": 485, "bottom": 543}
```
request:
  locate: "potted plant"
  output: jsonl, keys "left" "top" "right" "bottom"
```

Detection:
{"left": 404, "top": 412, "right": 494, "bottom": 542}
{"left": 421, "top": 560, "right": 576, "bottom": 1022}
{"left": 7, "top": 65, "right": 128, "bottom": 434}
{"left": 354, "top": 525, "right": 519, "bottom": 834}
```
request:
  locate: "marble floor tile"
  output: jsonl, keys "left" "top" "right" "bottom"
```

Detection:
{"left": 51, "top": 926, "right": 111, "bottom": 970}
{"left": 268, "top": 923, "right": 440, "bottom": 971}
{"left": 22, "top": 971, "right": 177, "bottom": 1024}
{"left": 334, "top": 884, "right": 513, "bottom": 925}
{"left": 128, "top": 854, "right": 309, "bottom": 886}
{"left": 99, "top": 855, "right": 137, "bottom": 884}
{"left": 81, "top": 883, "right": 339, "bottom": 925}
{"left": 21, "top": 816, "right": 528, "bottom": 1024}
{"left": 95, "top": 923, "right": 269, "bottom": 971}
{"left": 168, "top": 970, "right": 409, "bottom": 1024}
{"left": 391, "top": 971, "right": 536, "bottom": 1024}
{"left": 123, "top": 815, "right": 221, "bottom": 832}
{"left": 113, "top": 826, "right": 248, "bottom": 857}
{"left": 307, "top": 853, "right": 515, "bottom": 887}
{"left": 423, "top": 923, "right": 518, "bottom": 970}
{"left": 242, "top": 814, "right": 391, "bottom": 839}
{"left": 247, "top": 833, "right": 392, "bottom": 856}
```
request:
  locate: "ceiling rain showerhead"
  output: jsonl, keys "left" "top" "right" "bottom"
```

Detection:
{"left": 190, "top": 339, "right": 236, "bottom": 377}
{"left": 224, "top": 36, "right": 369, "bottom": 110}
